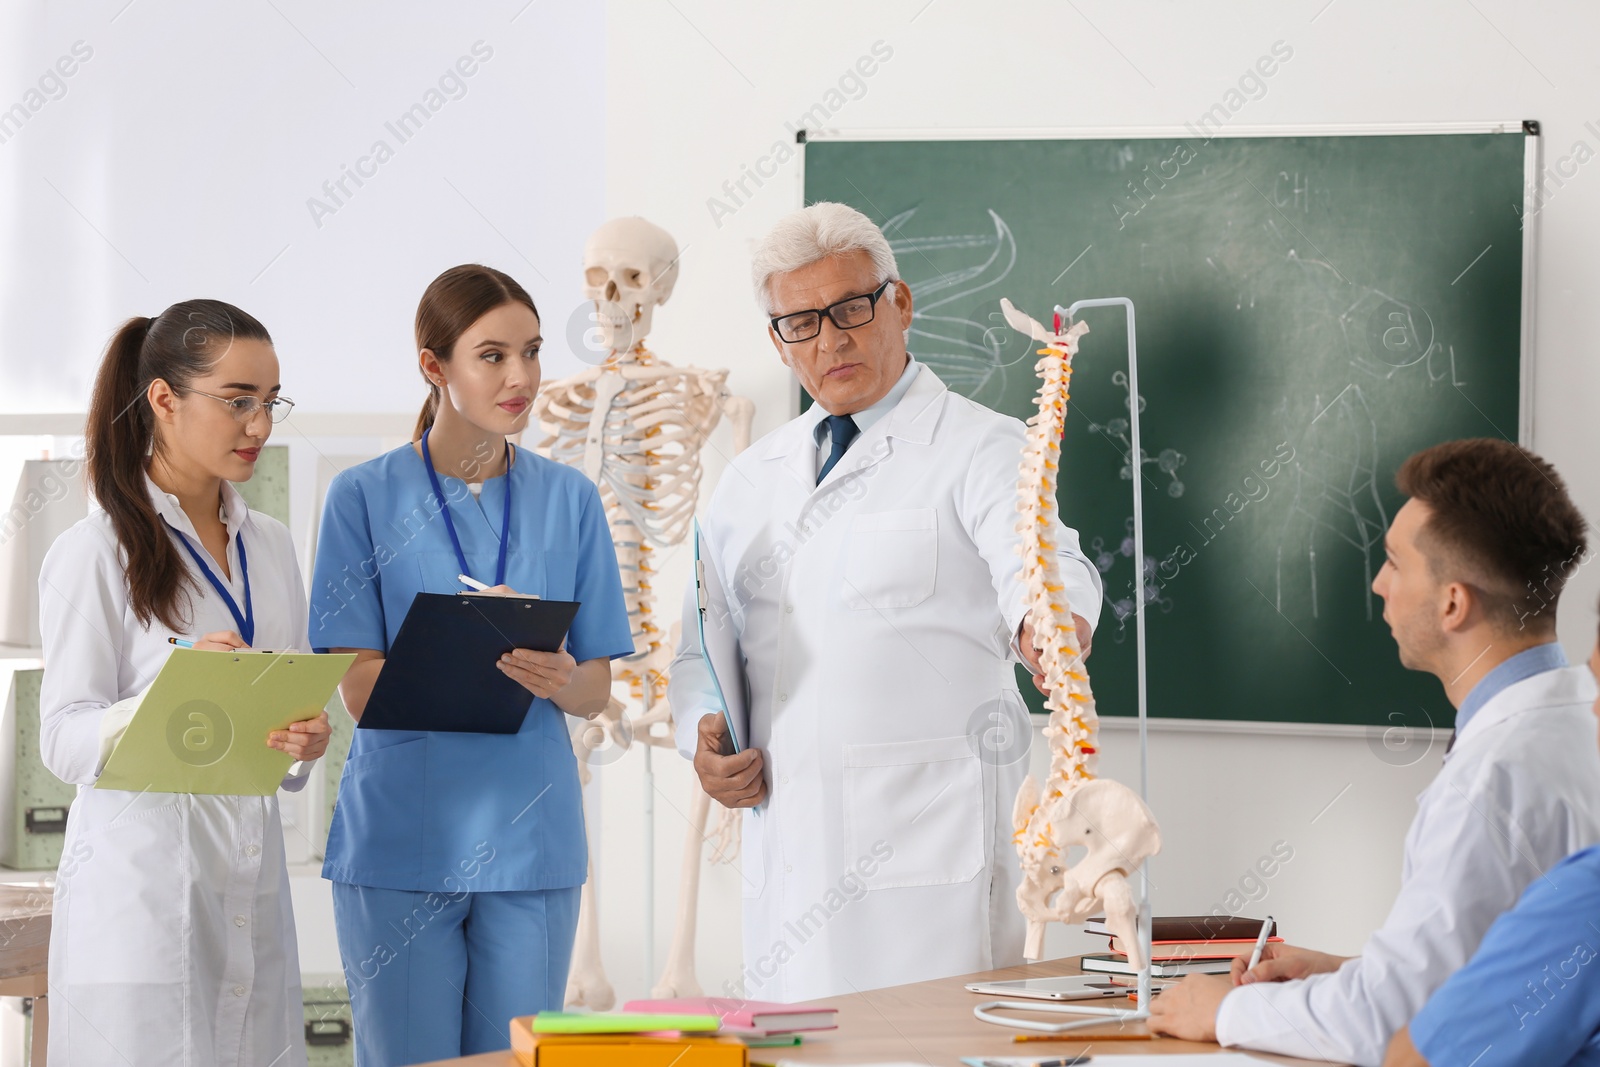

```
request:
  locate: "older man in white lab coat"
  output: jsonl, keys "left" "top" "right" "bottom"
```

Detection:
{"left": 1149, "top": 438, "right": 1600, "bottom": 1066}
{"left": 668, "top": 202, "right": 1102, "bottom": 1003}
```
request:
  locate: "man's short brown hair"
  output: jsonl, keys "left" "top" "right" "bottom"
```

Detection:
{"left": 1396, "top": 438, "right": 1588, "bottom": 633}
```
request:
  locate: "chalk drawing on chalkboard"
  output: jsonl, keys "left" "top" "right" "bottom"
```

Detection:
{"left": 1076, "top": 365, "right": 1184, "bottom": 643}
{"left": 1091, "top": 519, "right": 1175, "bottom": 644}
{"left": 1273, "top": 384, "right": 1389, "bottom": 622}
{"left": 1086, "top": 369, "right": 1187, "bottom": 499}
{"left": 886, "top": 207, "right": 1018, "bottom": 399}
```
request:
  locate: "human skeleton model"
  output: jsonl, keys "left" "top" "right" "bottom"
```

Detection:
{"left": 532, "top": 217, "right": 754, "bottom": 1007}
{"left": 1000, "top": 298, "right": 1162, "bottom": 968}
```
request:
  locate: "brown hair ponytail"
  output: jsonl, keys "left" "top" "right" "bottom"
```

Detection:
{"left": 413, "top": 264, "right": 540, "bottom": 439}
{"left": 84, "top": 300, "right": 273, "bottom": 631}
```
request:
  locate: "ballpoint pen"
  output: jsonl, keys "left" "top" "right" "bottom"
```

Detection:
{"left": 1246, "top": 914, "right": 1276, "bottom": 972}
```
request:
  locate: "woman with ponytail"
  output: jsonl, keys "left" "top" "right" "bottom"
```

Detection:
{"left": 40, "top": 301, "right": 332, "bottom": 1065}
{"left": 309, "top": 265, "right": 631, "bottom": 1065}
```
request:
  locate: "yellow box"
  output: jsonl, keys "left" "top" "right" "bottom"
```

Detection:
{"left": 509, "top": 1017, "right": 748, "bottom": 1067}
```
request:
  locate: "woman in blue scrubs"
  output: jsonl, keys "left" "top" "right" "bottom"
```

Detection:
{"left": 310, "top": 264, "right": 632, "bottom": 1066}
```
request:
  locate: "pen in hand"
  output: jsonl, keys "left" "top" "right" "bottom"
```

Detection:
{"left": 459, "top": 573, "right": 540, "bottom": 600}
{"left": 1246, "top": 914, "right": 1275, "bottom": 972}
{"left": 169, "top": 636, "right": 277, "bottom": 653}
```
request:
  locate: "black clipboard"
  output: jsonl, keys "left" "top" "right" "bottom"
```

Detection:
{"left": 360, "top": 592, "right": 581, "bottom": 734}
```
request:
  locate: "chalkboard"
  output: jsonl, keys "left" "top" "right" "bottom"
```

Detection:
{"left": 803, "top": 130, "right": 1531, "bottom": 729}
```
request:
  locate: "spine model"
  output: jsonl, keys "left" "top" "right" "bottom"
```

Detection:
{"left": 1000, "top": 297, "right": 1162, "bottom": 968}
{"left": 1014, "top": 311, "right": 1098, "bottom": 786}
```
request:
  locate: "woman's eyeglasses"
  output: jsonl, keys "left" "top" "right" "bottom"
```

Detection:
{"left": 191, "top": 391, "right": 295, "bottom": 424}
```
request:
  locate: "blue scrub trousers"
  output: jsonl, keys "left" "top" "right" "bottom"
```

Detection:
{"left": 332, "top": 882, "right": 581, "bottom": 1067}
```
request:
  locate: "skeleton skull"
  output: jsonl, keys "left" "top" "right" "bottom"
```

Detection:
{"left": 583, "top": 217, "right": 680, "bottom": 357}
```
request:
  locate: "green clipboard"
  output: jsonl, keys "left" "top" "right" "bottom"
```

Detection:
{"left": 95, "top": 648, "right": 356, "bottom": 795}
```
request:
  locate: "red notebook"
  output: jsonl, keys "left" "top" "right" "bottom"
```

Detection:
{"left": 1109, "top": 935, "right": 1284, "bottom": 960}
{"left": 623, "top": 998, "right": 838, "bottom": 1034}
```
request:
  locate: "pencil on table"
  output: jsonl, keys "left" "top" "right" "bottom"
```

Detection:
{"left": 1011, "top": 1032, "right": 1153, "bottom": 1043}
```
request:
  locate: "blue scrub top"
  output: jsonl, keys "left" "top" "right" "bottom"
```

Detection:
{"left": 1411, "top": 844, "right": 1600, "bottom": 1067}
{"left": 310, "top": 442, "right": 634, "bottom": 893}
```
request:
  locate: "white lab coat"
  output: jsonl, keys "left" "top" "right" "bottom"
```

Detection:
{"left": 1216, "top": 665, "right": 1600, "bottom": 1066}
{"left": 39, "top": 479, "right": 313, "bottom": 1067}
{"left": 670, "top": 366, "right": 1102, "bottom": 1003}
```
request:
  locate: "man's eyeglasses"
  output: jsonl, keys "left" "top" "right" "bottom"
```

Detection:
{"left": 769, "top": 280, "right": 894, "bottom": 344}
{"left": 191, "top": 390, "right": 296, "bottom": 424}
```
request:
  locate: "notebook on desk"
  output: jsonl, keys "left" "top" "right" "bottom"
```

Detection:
{"left": 1080, "top": 953, "right": 1234, "bottom": 977}
{"left": 963, "top": 1056, "right": 1281, "bottom": 1066}
{"left": 625, "top": 996, "right": 837, "bottom": 1033}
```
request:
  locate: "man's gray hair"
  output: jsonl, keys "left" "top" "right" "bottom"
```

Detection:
{"left": 751, "top": 202, "right": 900, "bottom": 315}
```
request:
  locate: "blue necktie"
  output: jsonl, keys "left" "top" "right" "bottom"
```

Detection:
{"left": 817, "top": 414, "right": 860, "bottom": 484}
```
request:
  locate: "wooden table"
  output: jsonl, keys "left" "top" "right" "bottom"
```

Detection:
{"left": 0, "top": 883, "right": 52, "bottom": 1067}
{"left": 415, "top": 956, "right": 1344, "bottom": 1066}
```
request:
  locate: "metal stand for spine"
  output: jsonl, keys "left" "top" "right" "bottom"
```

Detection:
{"left": 974, "top": 298, "right": 1152, "bottom": 1033}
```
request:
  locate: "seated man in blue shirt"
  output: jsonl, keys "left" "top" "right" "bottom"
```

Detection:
{"left": 1382, "top": 634, "right": 1600, "bottom": 1067}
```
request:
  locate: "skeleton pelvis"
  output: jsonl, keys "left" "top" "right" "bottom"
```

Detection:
{"left": 1011, "top": 775, "right": 1161, "bottom": 926}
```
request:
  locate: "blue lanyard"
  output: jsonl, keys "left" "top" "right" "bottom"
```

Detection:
{"left": 419, "top": 428, "right": 512, "bottom": 587}
{"left": 166, "top": 521, "right": 254, "bottom": 646}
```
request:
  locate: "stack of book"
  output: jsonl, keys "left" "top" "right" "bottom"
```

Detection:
{"left": 626, "top": 997, "right": 839, "bottom": 1046}
{"left": 1079, "top": 914, "right": 1281, "bottom": 978}
{"left": 510, "top": 1001, "right": 842, "bottom": 1064}
{"left": 510, "top": 1013, "right": 744, "bottom": 1066}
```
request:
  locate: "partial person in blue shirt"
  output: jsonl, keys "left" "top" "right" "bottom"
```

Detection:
{"left": 309, "top": 264, "right": 633, "bottom": 1067}
{"left": 1383, "top": 632, "right": 1600, "bottom": 1067}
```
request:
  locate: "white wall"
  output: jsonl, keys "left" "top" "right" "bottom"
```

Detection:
{"left": 0, "top": 0, "right": 607, "bottom": 409}
{"left": 591, "top": 0, "right": 1600, "bottom": 1005}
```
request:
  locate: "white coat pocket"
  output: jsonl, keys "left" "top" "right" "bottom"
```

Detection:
{"left": 842, "top": 735, "right": 984, "bottom": 889}
{"left": 841, "top": 508, "right": 937, "bottom": 610}
{"left": 61, "top": 794, "right": 187, "bottom": 983}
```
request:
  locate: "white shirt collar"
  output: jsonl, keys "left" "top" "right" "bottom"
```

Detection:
{"left": 144, "top": 474, "right": 251, "bottom": 540}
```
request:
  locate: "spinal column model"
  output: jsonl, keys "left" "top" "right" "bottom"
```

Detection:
{"left": 533, "top": 216, "right": 754, "bottom": 1008}
{"left": 1000, "top": 297, "right": 1162, "bottom": 969}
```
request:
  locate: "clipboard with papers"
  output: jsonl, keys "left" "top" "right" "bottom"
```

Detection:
{"left": 693, "top": 519, "right": 749, "bottom": 754}
{"left": 95, "top": 648, "right": 356, "bottom": 795}
{"left": 359, "top": 592, "right": 581, "bottom": 734}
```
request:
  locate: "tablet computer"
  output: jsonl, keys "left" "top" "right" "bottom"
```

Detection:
{"left": 963, "top": 975, "right": 1130, "bottom": 1001}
